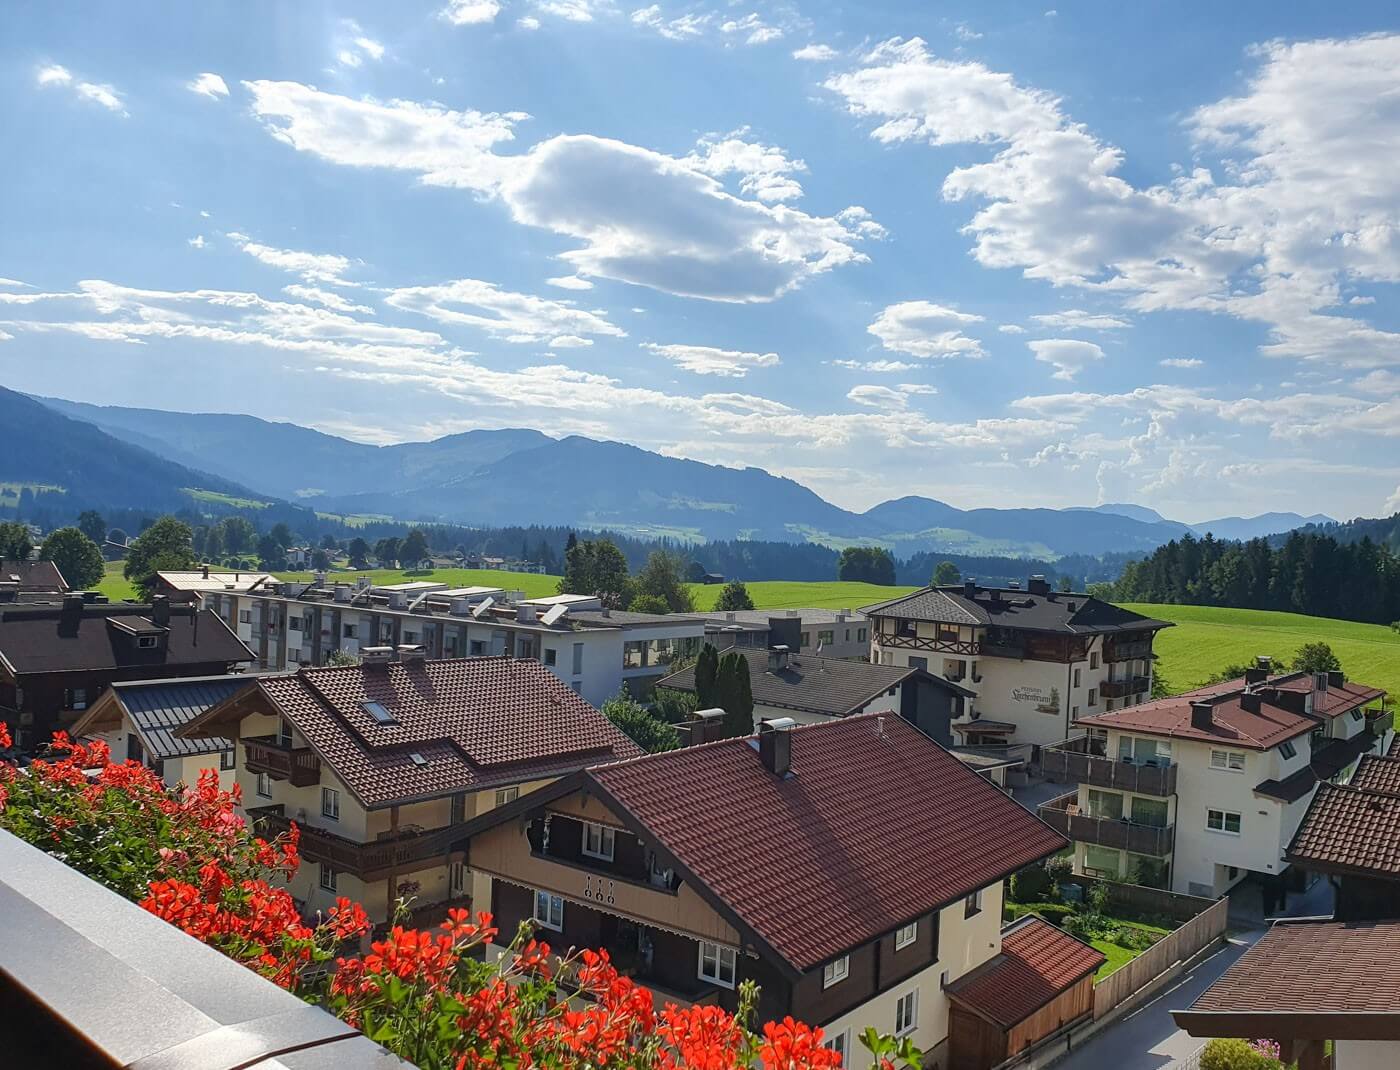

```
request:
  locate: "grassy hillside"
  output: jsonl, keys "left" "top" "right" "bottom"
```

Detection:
{"left": 687, "top": 580, "right": 916, "bottom": 611}
{"left": 1125, "top": 603, "right": 1400, "bottom": 698}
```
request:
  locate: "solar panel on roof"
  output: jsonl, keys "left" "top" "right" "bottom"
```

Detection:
{"left": 362, "top": 700, "right": 397, "bottom": 725}
{"left": 471, "top": 596, "right": 495, "bottom": 619}
{"left": 540, "top": 603, "right": 568, "bottom": 626}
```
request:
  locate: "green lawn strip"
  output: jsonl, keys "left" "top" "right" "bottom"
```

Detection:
{"left": 1090, "top": 938, "right": 1138, "bottom": 979}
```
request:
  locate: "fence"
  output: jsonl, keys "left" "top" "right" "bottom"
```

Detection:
{"left": 1092, "top": 894, "right": 1230, "bottom": 1019}
{"left": 1062, "top": 875, "right": 1218, "bottom": 926}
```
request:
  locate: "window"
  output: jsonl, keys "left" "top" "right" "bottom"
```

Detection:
{"left": 319, "top": 864, "right": 338, "bottom": 893}
{"left": 239, "top": 610, "right": 251, "bottom": 624}
{"left": 822, "top": 956, "right": 849, "bottom": 988}
{"left": 698, "top": 942, "right": 737, "bottom": 988}
{"left": 1073, "top": 668, "right": 1081, "bottom": 688}
{"left": 824, "top": 1030, "right": 850, "bottom": 1067}
{"left": 495, "top": 786, "right": 519, "bottom": 808}
{"left": 1071, "top": 705, "right": 1079, "bottom": 719}
{"left": 624, "top": 641, "right": 646, "bottom": 669}
{"left": 1090, "top": 652, "right": 1099, "bottom": 669}
{"left": 1350, "top": 707, "right": 1364, "bottom": 723}
{"left": 65, "top": 688, "right": 88, "bottom": 710}
{"left": 543, "top": 647, "right": 557, "bottom": 667}
{"left": 799, "top": 631, "right": 811, "bottom": 648}
{"left": 894, "top": 990, "right": 918, "bottom": 1036}
{"left": 1086, "top": 789, "right": 1124, "bottom": 821}
{"left": 1119, "top": 736, "right": 1172, "bottom": 767}
{"left": 533, "top": 890, "right": 564, "bottom": 931}
{"left": 1130, "top": 797, "right": 1169, "bottom": 828}
{"left": 572, "top": 642, "right": 584, "bottom": 675}
{"left": 1083, "top": 845, "right": 1122, "bottom": 879}
{"left": 894, "top": 922, "right": 918, "bottom": 950}
{"left": 582, "top": 821, "right": 616, "bottom": 861}
{"left": 342, "top": 623, "right": 357, "bottom": 639}
{"left": 220, "top": 750, "right": 235, "bottom": 771}
{"left": 290, "top": 616, "right": 303, "bottom": 631}
{"left": 321, "top": 786, "right": 340, "bottom": 820}
{"left": 845, "top": 629, "right": 851, "bottom": 642}
{"left": 1210, "top": 749, "right": 1246, "bottom": 772}
{"left": 255, "top": 771, "right": 272, "bottom": 798}
{"left": 857, "top": 628, "right": 867, "bottom": 643}
{"left": 1088, "top": 688, "right": 1098, "bottom": 707}
{"left": 1207, "top": 809, "right": 1242, "bottom": 835}
{"left": 137, "top": 635, "right": 159, "bottom": 649}
{"left": 1280, "top": 740, "right": 1298, "bottom": 760}
{"left": 470, "top": 640, "right": 486, "bottom": 656}
{"left": 278, "top": 719, "right": 294, "bottom": 747}
{"left": 817, "top": 629, "right": 835, "bottom": 646}
{"left": 964, "top": 888, "right": 983, "bottom": 918}
{"left": 402, "top": 630, "right": 418, "bottom": 644}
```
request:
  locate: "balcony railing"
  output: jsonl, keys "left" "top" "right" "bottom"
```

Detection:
{"left": 243, "top": 735, "right": 321, "bottom": 787}
{"left": 1041, "top": 736, "right": 1178, "bottom": 796}
{"left": 248, "top": 805, "right": 461, "bottom": 881}
{"left": 1106, "top": 640, "right": 1154, "bottom": 662}
{"left": 1100, "top": 675, "right": 1150, "bottom": 699}
{"left": 1367, "top": 706, "right": 1394, "bottom": 737}
{"left": 979, "top": 641, "right": 1025, "bottom": 660}
{"left": 1038, "top": 791, "right": 1175, "bottom": 856}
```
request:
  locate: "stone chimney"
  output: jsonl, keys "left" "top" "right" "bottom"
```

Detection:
{"left": 758, "top": 717, "right": 795, "bottom": 777}
{"left": 398, "top": 644, "right": 427, "bottom": 666}
{"left": 963, "top": 578, "right": 977, "bottom": 598}
{"left": 677, "top": 707, "right": 727, "bottom": 747}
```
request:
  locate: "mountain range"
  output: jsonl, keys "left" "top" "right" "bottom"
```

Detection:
{"left": 12, "top": 390, "right": 1340, "bottom": 558}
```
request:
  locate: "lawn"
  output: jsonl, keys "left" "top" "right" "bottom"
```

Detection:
{"left": 1125, "top": 602, "right": 1400, "bottom": 698}
{"left": 1089, "top": 938, "right": 1139, "bottom": 979}
{"left": 686, "top": 580, "right": 917, "bottom": 612}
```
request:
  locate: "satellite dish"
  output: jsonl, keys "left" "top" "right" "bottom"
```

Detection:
{"left": 470, "top": 596, "right": 496, "bottom": 619}
{"left": 540, "top": 604, "right": 569, "bottom": 626}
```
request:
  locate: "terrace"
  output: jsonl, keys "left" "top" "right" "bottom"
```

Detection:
{"left": 1041, "top": 735, "right": 1178, "bottom": 796}
{"left": 1038, "top": 791, "right": 1175, "bottom": 857}
{"left": 242, "top": 734, "right": 320, "bottom": 787}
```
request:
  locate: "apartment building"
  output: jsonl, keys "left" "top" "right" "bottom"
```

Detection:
{"left": 455, "top": 715, "right": 1071, "bottom": 1068}
{"left": 863, "top": 578, "right": 1170, "bottom": 749}
{"left": 701, "top": 608, "right": 870, "bottom": 661}
{"left": 1039, "top": 665, "right": 1389, "bottom": 898}
{"left": 157, "top": 573, "right": 706, "bottom": 707}
{"left": 69, "top": 674, "right": 253, "bottom": 791}
{"left": 177, "top": 649, "right": 641, "bottom": 925}
{"left": 0, "top": 595, "right": 254, "bottom": 753}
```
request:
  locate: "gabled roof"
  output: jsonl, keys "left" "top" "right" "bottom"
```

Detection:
{"left": 1286, "top": 778, "right": 1400, "bottom": 880}
{"left": 1350, "top": 754, "right": 1400, "bottom": 797}
{"left": 657, "top": 647, "right": 971, "bottom": 718}
{"left": 181, "top": 656, "right": 642, "bottom": 809}
{"left": 946, "top": 916, "right": 1104, "bottom": 1027}
{"left": 72, "top": 674, "right": 258, "bottom": 760}
{"left": 1077, "top": 689, "right": 1316, "bottom": 751}
{"left": 0, "top": 604, "right": 254, "bottom": 675}
{"left": 155, "top": 570, "right": 276, "bottom": 594}
{"left": 1200, "top": 670, "right": 1386, "bottom": 720}
{"left": 577, "top": 715, "right": 1066, "bottom": 973}
{"left": 0, "top": 559, "right": 66, "bottom": 592}
{"left": 861, "top": 584, "right": 1170, "bottom": 636}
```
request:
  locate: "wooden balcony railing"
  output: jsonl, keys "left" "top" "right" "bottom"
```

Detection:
{"left": 1041, "top": 737, "right": 1178, "bottom": 796}
{"left": 1038, "top": 791, "right": 1174, "bottom": 856}
{"left": 1100, "top": 675, "right": 1150, "bottom": 699}
{"left": 248, "top": 805, "right": 462, "bottom": 881}
{"left": 1105, "top": 640, "right": 1154, "bottom": 663}
{"left": 243, "top": 735, "right": 321, "bottom": 787}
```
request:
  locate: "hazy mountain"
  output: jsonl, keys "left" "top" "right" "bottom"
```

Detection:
{"left": 1188, "top": 512, "right": 1336, "bottom": 541}
{"left": 0, "top": 387, "right": 263, "bottom": 512}
{"left": 1087, "top": 503, "right": 1174, "bottom": 526}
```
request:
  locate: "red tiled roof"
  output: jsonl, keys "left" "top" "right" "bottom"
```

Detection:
{"left": 1184, "top": 919, "right": 1400, "bottom": 1015}
{"left": 1389, "top": 734, "right": 1400, "bottom": 760}
{"left": 587, "top": 715, "right": 1067, "bottom": 972}
{"left": 1077, "top": 689, "right": 1315, "bottom": 751}
{"left": 1286, "top": 781, "right": 1400, "bottom": 879}
{"left": 1265, "top": 673, "right": 1385, "bottom": 718}
{"left": 256, "top": 657, "right": 642, "bottom": 808}
{"left": 946, "top": 916, "right": 1104, "bottom": 1027}
{"left": 1350, "top": 755, "right": 1400, "bottom": 797}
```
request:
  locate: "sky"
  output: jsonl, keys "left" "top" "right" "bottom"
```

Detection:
{"left": 2, "top": 2, "right": 1399, "bottom": 524}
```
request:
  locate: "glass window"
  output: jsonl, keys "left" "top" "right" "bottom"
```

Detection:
{"left": 895, "top": 990, "right": 918, "bottom": 1036}
{"left": 1130, "top": 797, "right": 1169, "bottom": 828}
{"left": 624, "top": 641, "right": 646, "bottom": 669}
{"left": 964, "top": 888, "right": 983, "bottom": 918}
{"left": 67, "top": 688, "right": 87, "bottom": 710}
{"left": 1350, "top": 708, "right": 1364, "bottom": 722}
{"left": 894, "top": 922, "right": 918, "bottom": 950}
{"left": 138, "top": 635, "right": 158, "bottom": 648}
{"left": 543, "top": 647, "right": 557, "bottom": 666}
{"left": 818, "top": 629, "right": 835, "bottom": 645}
{"left": 1280, "top": 740, "right": 1297, "bottom": 759}
{"left": 1207, "top": 809, "right": 1242, "bottom": 835}
{"left": 1210, "top": 749, "right": 1246, "bottom": 771}
{"left": 495, "top": 786, "right": 519, "bottom": 808}
{"left": 1083, "top": 845, "right": 1122, "bottom": 878}
{"left": 1086, "top": 789, "right": 1124, "bottom": 821}
{"left": 533, "top": 890, "right": 564, "bottom": 931}
{"left": 573, "top": 642, "right": 585, "bottom": 674}
{"left": 824, "top": 1030, "right": 850, "bottom": 1067}
{"left": 822, "top": 956, "right": 849, "bottom": 987}
{"left": 698, "top": 942, "right": 737, "bottom": 988}
{"left": 290, "top": 616, "right": 303, "bottom": 631}
{"left": 321, "top": 786, "right": 340, "bottom": 820}
{"left": 256, "top": 771, "right": 272, "bottom": 798}
{"left": 239, "top": 610, "right": 251, "bottom": 624}
{"left": 799, "top": 632, "right": 810, "bottom": 647}
{"left": 319, "top": 864, "right": 338, "bottom": 892}
{"left": 1073, "top": 668, "right": 1081, "bottom": 688}
{"left": 857, "top": 628, "right": 867, "bottom": 642}
{"left": 220, "top": 750, "right": 235, "bottom": 771}
{"left": 1088, "top": 688, "right": 1097, "bottom": 707}
{"left": 582, "top": 822, "right": 616, "bottom": 861}
{"left": 1090, "top": 652, "right": 1099, "bottom": 669}
{"left": 342, "top": 623, "right": 356, "bottom": 639}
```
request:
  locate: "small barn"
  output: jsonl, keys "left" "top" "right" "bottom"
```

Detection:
{"left": 945, "top": 915, "right": 1104, "bottom": 1070}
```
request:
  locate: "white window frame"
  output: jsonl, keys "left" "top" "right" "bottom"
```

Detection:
{"left": 321, "top": 786, "right": 340, "bottom": 820}
{"left": 822, "top": 955, "right": 850, "bottom": 988}
{"left": 894, "top": 922, "right": 918, "bottom": 950}
{"left": 964, "top": 888, "right": 983, "bottom": 918}
{"left": 582, "top": 821, "right": 616, "bottom": 861}
{"left": 1210, "top": 749, "right": 1246, "bottom": 772}
{"left": 533, "top": 890, "right": 564, "bottom": 931}
{"left": 495, "top": 786, "right": 519, "bottom": 808}
{"left": 825, "top": 1029, "right": 851, "bottom": 1066}
{"left": 698, "top": 941, "right": 737, "bottom": 989}
{"left": 1207, "top": 808, "right": 1242, "bottom": 835}
{"left": 68, "top": 687, "right": 88, "bottom": 710}
{"left": 255, "top": 771, "right": 272, "bottom": 799}
{"left": 895, "top": 989, "right": 918, "bottom": 1036}
{"left": 319, "top": 864, "right": 338, "bottom": 892}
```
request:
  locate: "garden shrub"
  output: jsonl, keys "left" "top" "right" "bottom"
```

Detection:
{"left": 1010, "top": 864, "right": 1053, "bottom": 903}
{"left": 1199, "top": 1037, "right": 1284, "bottom": 1070}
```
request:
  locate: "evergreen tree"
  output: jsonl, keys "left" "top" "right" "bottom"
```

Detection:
{"left": 203, "top": 525, "right": 224, "bottom": 562}
{"left": 401, "top": 528, "right": 430, "bottom": 564}
{"left": 694, "top": 643, "right": 720, "bottom": 708}
{"left": 715, "top": 652, "right": 754, "bottom": 737}
{"left": 714, "top": 580, "right": 755, "bottom": 611}
{"left": 837, "top": 546, "right": 896, "bottom": 585}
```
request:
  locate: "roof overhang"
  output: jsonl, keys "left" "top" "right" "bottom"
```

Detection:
{"left": 1172, "top": 1009, "right": 1400, "bottom": 1042}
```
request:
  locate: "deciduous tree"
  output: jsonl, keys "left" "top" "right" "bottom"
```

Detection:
{"left": 124, "top": 516, "right": 196, "bottom": 595}
{"left": 714, "top": 580, "right": 755, "bottom": 611}
{"left": 40, "top": 526, "right": 105, "bottom": 590}
{"left": 77, "top": 509, "right": 107, "bottom": 544}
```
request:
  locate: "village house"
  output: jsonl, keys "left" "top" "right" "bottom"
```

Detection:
{"left": 176, "top": 648, "right": 641, "bottom": 926}
{"left": 862, "top": 578, "right": 1170, "bottom": 750}
{"left": 453, "top": 715, "right": 1079, "bottom": 1069}
{"left": 0, "top": 558, "right": 68, "bottom": 601}
{"left": 699, "top": 609, "right": 870, "bottom": 661}
{"left": 1039, "top": 662, "right": 1389, "bottom": 899}
{"left": 0, "top": 595, "right": 254, "bottom": 753}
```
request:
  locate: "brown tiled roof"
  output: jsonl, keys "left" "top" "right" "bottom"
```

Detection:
{"left": 946, "top": 916, "right": 1104, "bottom": 1027}
{"left": 1183, "top": 671, "right": 1385, "bottom": 720}
{"left": 0, "top": 604, "right": 253, "bottom": 674}
{"left": 1077, "top": 689, "right": 1315, "bottom": 751}
{"left": 1389, "top": 734, "right": 1400, "bottom": 760}
{"left": 1350, "top": 755, "right": 1400, "bottom": 797}
{"left": 1311, "top": 730, "right": 1381, "bottom": 780}
{"left": 861, "top": 585, "right": 1170, "bottom": 636}
{"left": 586, "top": 715, "right": 1067, "bottom": 972}
{"left": 1286, "top": 782, "right": 1400, "bottom": 880}
{"left": 0, "top": 559, "right": 66, "bottom": 592}
{"left": 252, "top": 657, "right": 642, "bottom": 808}
{"left": 1182, "top": 919, "right": 1400, "bottom": 1016}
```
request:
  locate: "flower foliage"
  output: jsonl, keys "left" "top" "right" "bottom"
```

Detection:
{"left": 0, "top": 724, "right": 907, "bottom": 1070}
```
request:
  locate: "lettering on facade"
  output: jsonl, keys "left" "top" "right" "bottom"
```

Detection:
{"left": 1012, "top": 685, "right": 1060, "bottom": 714}
{"left": 582, "top": 873, "right": 617, "bottom": 906}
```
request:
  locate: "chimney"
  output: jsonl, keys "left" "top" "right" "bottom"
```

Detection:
{"left": 1256, "top": 655, "right": 1273, "bottom": 673}
{"left": 59, "top": 593, "right": 85, "bottom": 636}
{"left": 334, "top": 584, "right": 352, "bottom": 603}
{"left": 314, "top": 571, "right": 328, "bottom": 588}
{"left": 1240, "top": 691, "right": 1262, "bottom": 714}
{"left": 451, "top": 597, "right": 471, "bottom": 616}
{"left": 725, "top": 611, "right": 736, "bottom": 622}
{"left": 152, "top": 595, "right": 171, "bottom": 628}
{"left": 963, "top": 578, "right": 977, "bottom": 598}
{"left": 1314, "top": 672, "right": 1329, "bottom": 692}
{"left": 758, "top": 718, "right": 794, "bottom": 777}
{"left": 517, "top": 604, "right": 538, "bottom": 623}
{"left": 990, "top": 588, "right": 1002, "bottom": 603}
{"left": 1244, "top": 667, "right": 1268, "bottom": 686}
{"left": 1190, "top": 701, "right": 1214, "bottom": 731}
{"left": 1327, "top": 670, "right": 1345, "bottom": 688}
{"left": 1008, "top": 580, "right": 1021, "bottom": 590}
{"left": 397, "top": 644, "right": 427, "bottom": 666}
{"left": 388, "top": 591, "right": 407, "bottom": 610}
{"left": 361, "top": 646, "right": 393, "bottom": 671}
{"left": 1028, "top": 575, "right": 1051, "bottom": 596}
{"left": 767, "top": 644, "right": 790, "bottom": 673}
{"left": 201, "top": 565, "right": 210, "bottom": 580}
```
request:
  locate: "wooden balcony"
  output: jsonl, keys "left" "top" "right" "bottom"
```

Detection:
{"left": 1038, "top": 791, "right": 1174, "bottom": 857}
{"left": 248, "top": 805, "right": 462, "bottom": 882}
{"left": 243, "top": 735, "right": 321, "bottom": 787}
{"left": 1105, "top": 640, "right": 1153, "bottom": 663}
{"left": 1100, "top": 675, "right": 1149, "bottom": 699}
{"left": 1041, "top": 736, "right": 1178, "bottom": 795}
{"left": 978, "top": 641, "right": 1026, "bottom": 660}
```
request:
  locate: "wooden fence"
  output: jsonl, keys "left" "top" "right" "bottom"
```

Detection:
{"left": 1092, "top": 894, "right": 1230, "bottom": 1019}
{"left": 1062, "top": 875, "right": 1217, "bottom": 925}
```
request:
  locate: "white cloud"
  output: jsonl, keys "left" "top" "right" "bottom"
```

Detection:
{"left": 868, "top": 300, "right": 984, "bottom": 358}
{"left": 442, "top": 0, "right": 502, "bottom": 23}
{"left": 188, "top": 236, "right": 207, "bottom": 249}
{"left": 953, "top": 22, "right": 982, "bottom": 42}
{"left": 36, "top": 63, "right": 127, "bottom": 115}
{"left": 283, "top": 284, "right": 375, "bottom": 314}
{"left": 546, "top": 275, "right": 594, "bottom": 290}
{"left": 1159, "top": 357, "right": 1203, "bottom": 369}
{"left": 642, "top": 341, "right": 779, "bottom": 377}
{"left": 536, "top": 0, "right": 610, "bottom": 21}
{"left": 998, "top": 324, "right": 1026, "bottom": 334}
{"left": 720, "top": 12, "right": 783, "bottom": 45}
{"left": 847, "top": 383, "right": 933, "bottom": 409}
{"left": 1028, "top": 338, "right": 1105, "bottom": 380}
{"left": 684, "top": 129, "right": 808, "bottom": 202}
{"left": 354, "top": 36, "right": 385, "bottom": 60}
{"left": 0, "top": 279, "right": 29, "bottom": 288}
{"left": 187, "top": 73, "right": 230, "bottom": 99}
{"left": 831, "top": 359, "right": 916, "bottom": 373}
{"left": 1386, "top": 484, "right": 1400, "bottom": 514}
{"left": 793, "top": 44, "right": 839, "bottom": 61}
{"left": 631, "top": 6, "right": 711, "bottom": 40}
{"left": 517, "top": 15, "right": 541, "bottom": 28}
{"left": 228, "top": 232, "right": 354, "bottom": 284}
{"left": 385, "top": 277, "right": 626, "bottom": 345}
{"left": 1030, "top": 309, "right": 1130, "bottom": 331}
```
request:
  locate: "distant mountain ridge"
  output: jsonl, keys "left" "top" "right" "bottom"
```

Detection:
{"left": 20, "top": 394, "right": 1345, "bottom": 558}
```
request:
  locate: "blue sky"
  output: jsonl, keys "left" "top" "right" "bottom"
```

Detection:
{"left": 3, "top": 1, "right": 1399, "bottom": 523}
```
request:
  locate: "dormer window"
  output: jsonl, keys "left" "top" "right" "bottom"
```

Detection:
{"left": 822, "top": 955, "right": 850, "bottom": 988}
{"left": 362, "top": 700, "right": 397, "bottom": 725}
{"left": 582, "top": 821, "right": 615, "bottom": 861}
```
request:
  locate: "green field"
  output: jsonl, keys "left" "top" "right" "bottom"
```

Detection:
{"left": 686, "top": 580, "right": 916, "bottom": 611}
{"left": 181, "top": 488, "right": 271, "bottom": 510}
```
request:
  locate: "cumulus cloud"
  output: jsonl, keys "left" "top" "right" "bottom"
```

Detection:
{"left": 228, "top": 232, "right": 355, "bottom": 284}
{"left": 385, "top": 277, "right": 626, "bottom": 345}
{"left": 998, "top": 324, "right": 1026, "bottom": 334}
{"left": 793, "top": 43, "right": 839, "bottom": 61}
{"left": 518, "top": 15, "right": 541, "bottom": 28}
{"left": 847, "top": 383, "right": 934, "bottom": 409}
{"left": 1030, "top": 309, "right": 1130, "bottom": 331}
{"left": 631, "top": 6, "right": 711, "bottom": 39}
{"left": 536, "top": 0, "right": 611, "bottom": 21}
{"left": 442, "top": 0, "right": 502, "bottom": 23}
{"left": 36, "top": 63, "right": 127, "bottom": 115}
{"left": 187, "top": 73, "right": 230, "bottom": 99}
{"left": 684, "top": 129, "right": 808, "bottom": 202}
{"left": 283, "top": 284, "right": 375, "bottom": 314}
{"left": 1028, "top": 338, "right": 1104, "bottom": 380}
{"left": 720, "top": 12, "right": 783, "bottom": 45}
{"left": 188, "top": 236, "right": 207, "bottom": 249}
{"left": 546, "top": 275, "right": 594, "bottom": 290}
{"left": 868, "top": 301, "right": 984, "bottom": 358}
{"left": 642, "top": 342, "right": 779, "bottom": 377}
{"left": 1159, "top": 357, "right": 1203, "bottom": 369}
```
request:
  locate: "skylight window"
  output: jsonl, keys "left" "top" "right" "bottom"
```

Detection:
{"left": 409, "top": 752, "right": 427, "bottom": 766}
{"left": 362, "top": 700, "right": 397, "bottom": 725}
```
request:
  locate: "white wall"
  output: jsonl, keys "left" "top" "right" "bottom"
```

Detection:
{"left": 1336, "top": 1040, "right": 1400, "bottom": 1069}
